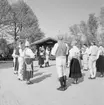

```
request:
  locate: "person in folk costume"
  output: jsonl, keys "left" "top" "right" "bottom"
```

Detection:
{"left": 51, "top": 34, "right": 69, "bottom": 91}
{"left": 12, "top": 47, "right": 16, "bottom": 67}
{"left": 18, "top": 42, "right": 24, "bottom": 81}
{"left": 69, "top": 41, "right": 82, "bottom": 84}
{"left": 24, "top": 40, "right": 35, "bottom": 84}
{"left": 82, "top": 44, "right": 89, "bottom": 71}
{"left": 38, "top": 47, "right": 45, "bottom": 68}
{"left": 88, "top": 41, "right": 99, "bottom": 79}
{"left": 65, "top": 43, "right": 69, "bottom": 67}
{"left": 96, "top": 42, "right": 104, "bottom": 77}
{"left": 45, "top": 46, "right": 50, "bottom": 67}
{"left": 80, "top": 46, "right": 84, "bottom": 69}
{"left": 12, "top": 43, "right": 19, "bottom": 74}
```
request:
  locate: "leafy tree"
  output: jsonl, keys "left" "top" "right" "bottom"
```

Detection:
{"left": 69, "top": 24, "right": 80, "bottom": 36}
{"left": 87, "top": 13, "right": 98, "bottom": 43}
{"left": 9, "top": 0, "right": 44, "bottom": 43}
{"left": 0, "top": 0, "right": 44, "bottom": 44}
{"left": 99, "top": 5, "right": 104, "bottom": 27}
{"left": 0, "top": 38, "right": 9, "bottom": 57}
{"left": 19, "top": 26, "right": 44, "bottom": 43}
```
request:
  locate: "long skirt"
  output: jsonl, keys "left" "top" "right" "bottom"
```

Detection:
{"left": 23, "top": 60, "right": 34, "bottom": 81}
{"left": 69, "top": 58, "right": 82, "bottom": 79}
{"left": 38, "top": 56, "right": 44, "bottom": 65}
{"left": 96, "top": 55, "right": 104, "bottom": 73}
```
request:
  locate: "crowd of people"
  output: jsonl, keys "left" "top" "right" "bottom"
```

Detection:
{"left": 51, "top": 35, "right": 104, "bottom": 91}
{"left": 12, "top": 39, "right": 51, "bottom": 85}
{"left": 12, "top": 39, "right": 35, "bottom": 84}
{"left": 12, "top": 36, "right": 104, "bottom": 91}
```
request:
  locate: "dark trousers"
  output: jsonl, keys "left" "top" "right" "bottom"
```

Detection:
{"left": 14, "top": 58, "right": 19, "bottom": 72}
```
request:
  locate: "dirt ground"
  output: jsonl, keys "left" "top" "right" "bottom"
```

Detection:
{"left": 0, "top": 61, "right": 104, "bottom": 105}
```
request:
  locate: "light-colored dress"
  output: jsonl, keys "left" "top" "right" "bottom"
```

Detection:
{"left": 23, "top": 47, "right": 35, "bottom": 80}
{"left": 18, "top": 48, "right": 24, "bottom": 80}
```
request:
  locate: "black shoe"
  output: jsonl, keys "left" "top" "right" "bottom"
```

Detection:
{"left": 100, "top": 74, "right": 104, "bottom": 77}
{"left": 40, "top": 66, "right": 44, "bottom": 68}
{"left": 57, "top": 86, "right": 65, "bottom": 91}
{"left": 64, "top": 86, "right": 67, "bottom": 90}
{"left": 92, "top": 77, "right": 96, "bottom": 79}
{"left": 88, "top": 77, "right": 92, "bottom": 79}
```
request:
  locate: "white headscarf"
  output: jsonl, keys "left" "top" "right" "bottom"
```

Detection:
{"left": 25, "top": 39, "right": 30, "bottom": 47}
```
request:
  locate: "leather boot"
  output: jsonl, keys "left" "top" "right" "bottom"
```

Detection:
{"left": 57, "top": 77, "right": 64, "bottom": 91}
{"left": 63, "top": 76, "right": 67, "bottom": 90}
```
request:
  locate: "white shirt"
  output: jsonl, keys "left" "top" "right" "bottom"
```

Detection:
{"left": 51, "top": 43, "right": 59, "bottom": 56}
{"left": 97, "top": 46, "right": 104, "bottom": 59}
{"left": 12, "top": 49, "right": 18, "bottom": 58}
{"left": 19, "top": 49, "right": 24, "bottom": 57}
{"left": 89, "top": 45, "right": 98, "bottom": 56}
{"left": 69, "top": 46, "right": 80, "bottom": 58}
{"left": 24, "top": 48, "right": 35, "bottom": 58}
{"left": 46, "top": 49, "right": 50, "bottom": 55}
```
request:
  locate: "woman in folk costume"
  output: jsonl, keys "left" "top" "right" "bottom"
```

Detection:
{"left": 12, "top": 43, "right": 19, "bottom": 74}
{"left": 23, "top": 40, "right": 35, "bottom": 84}
{"left": 38, "top": 47, "right": 45, "bottom": 68}
{"left": 18, "top": 42, "right": 24, "bottom": 81}
{"left": 82, "top": 44, "right": 89, "bottom": 71}
{"left": 45, "top": 46, "right": 50, "bottom": 67}
{"left": 96, "top": 43, "right": 104, "bottom": 77}
{"left": 51, "top": 34, "right": 69, "bottom": 91}
{"left": 69, "top": 41, "right": 82, "bottom": 84}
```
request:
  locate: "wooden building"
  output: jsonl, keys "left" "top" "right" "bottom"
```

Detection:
{"left": 31, "top": 37, "right": 57, "bottom": 49}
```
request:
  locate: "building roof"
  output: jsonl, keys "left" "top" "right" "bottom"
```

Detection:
{"left": 31, "top": 37, "right": 57, "bottom": 45}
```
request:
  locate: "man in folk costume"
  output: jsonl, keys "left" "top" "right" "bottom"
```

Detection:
{"left": 24, "top": 40, "right": 35, "bottom": 84}
{"left": 51, "top": 34, "right": 68, "bottom": 91}
{"left": 12, "top": 43, "right": 19, "bottom": 74}
{"left": 18, "top": 42, "right": 24, "bottom": 81}
{"left": 88, "top": 41, "right": 98, "bottom": 79}
{"left": 82, "top": 44, "right": 89, "bottom": 71}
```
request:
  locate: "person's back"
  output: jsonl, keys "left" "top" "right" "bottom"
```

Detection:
{"left": 56, "top": 42, "right": 67, "bottom": 57}
{"left": 91, "top": 45, "right": 98, "bottom": 56}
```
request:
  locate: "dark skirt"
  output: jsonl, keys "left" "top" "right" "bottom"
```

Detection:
{"left": 23, "top": 62, "right": 34, "bottom": 81}
{"left": 96, "top": 55, "right": 104, "bottom": 73}
{"left": 69, "top": 58, "right": 82, "bottom": 79}
{"left": 38, "top": 56, "right": 44, "bottom": 65}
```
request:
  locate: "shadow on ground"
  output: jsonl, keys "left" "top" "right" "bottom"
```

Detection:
{"left": 66, "top": 73, "right": 85, "bottom": 89}
{"left": 49, "top": 64, "right": 56, "bottom": 67}
{"left": 31, "top": 73, "right": 52, "bottom": 84}
{"left": 33, "top": 72, "right": 44, "bottom": 77}
{"left": 33, "top": 69, "right": 39, "bottom": 72}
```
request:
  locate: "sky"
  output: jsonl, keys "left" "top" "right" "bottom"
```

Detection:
{"left": 8, "top": 0, "right": 104, "bottom": 37}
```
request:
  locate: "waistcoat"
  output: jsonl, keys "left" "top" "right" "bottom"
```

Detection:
{"left": 55, "top": 42, "right": 67, "bottom": 57}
